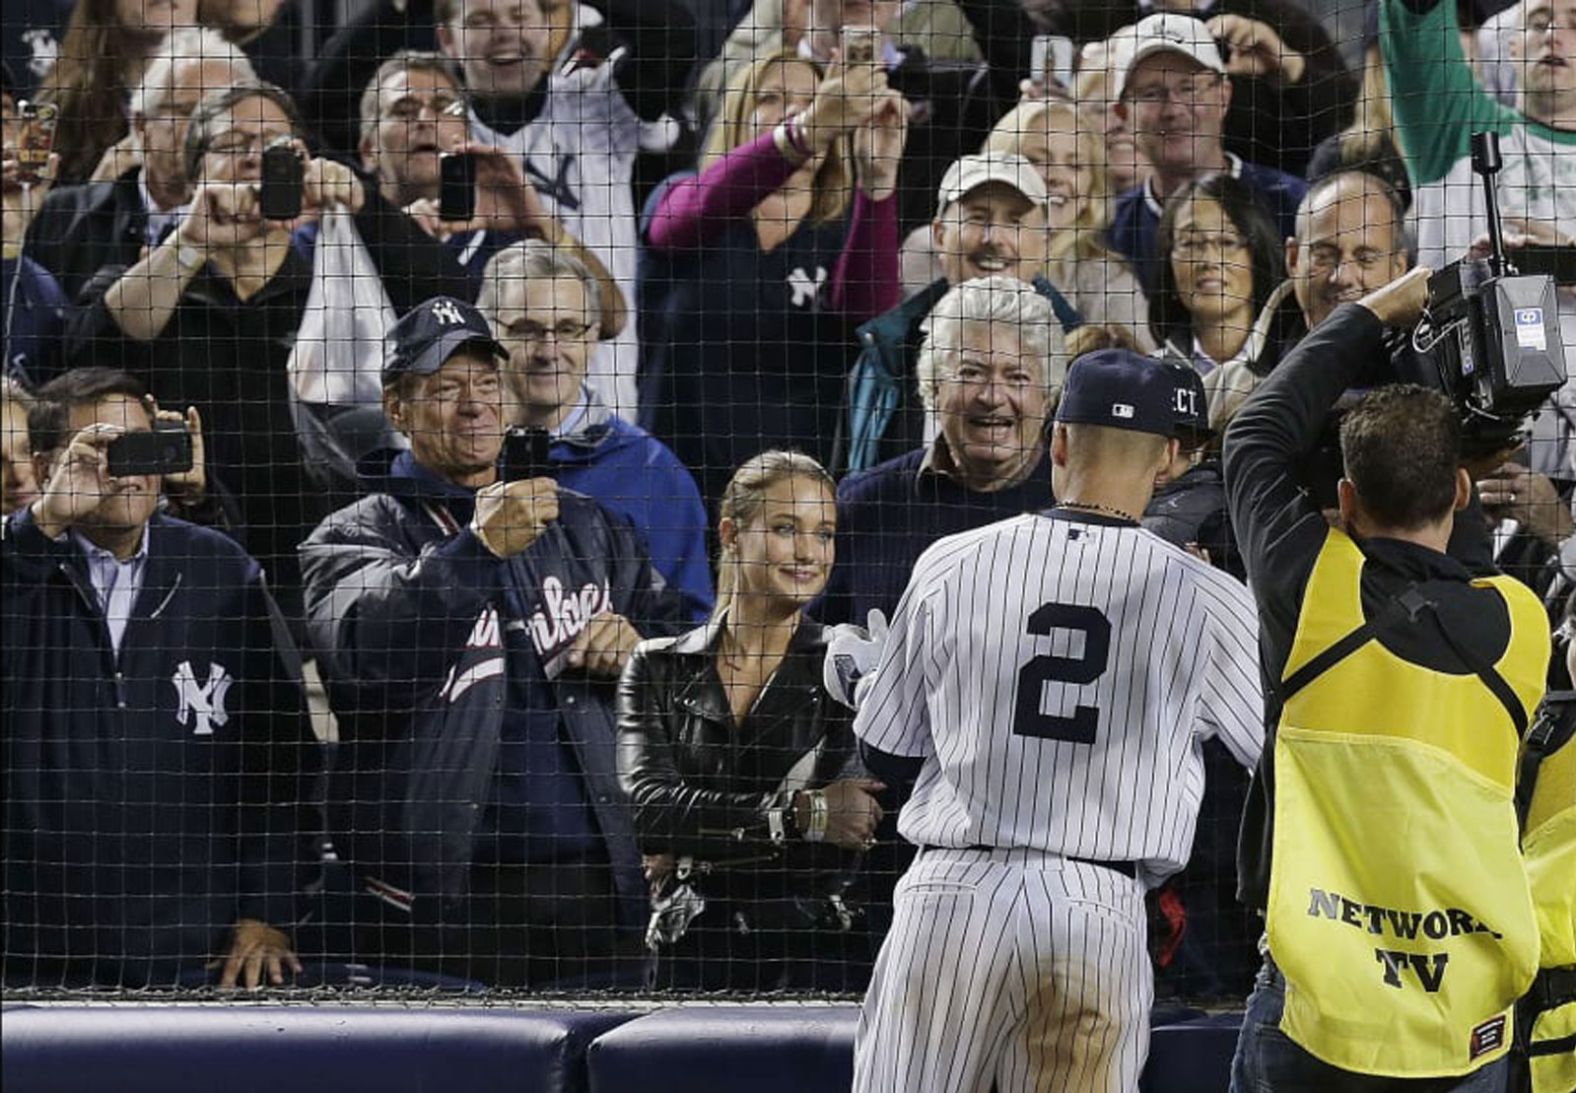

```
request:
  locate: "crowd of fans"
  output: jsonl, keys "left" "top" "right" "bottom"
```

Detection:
{"left": 1, "top": 0, "right": 1573, "bottom": 998}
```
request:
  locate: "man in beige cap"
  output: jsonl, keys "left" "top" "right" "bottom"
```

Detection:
{"left": 838, "top": 152, "right": 1083, "bottom": 474}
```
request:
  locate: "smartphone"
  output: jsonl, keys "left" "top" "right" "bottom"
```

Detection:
{"left": 439, "top": 151, "right": 477, "bottom": 223}
{"left": 1509, "top": 244, "right": 1576, "bottom": 287}
{"left": 14, "top": 100, "right": 58, "bottom": 185}
{"left": 106, "top": 423, "right": 194, "bottom": 477}
{"left": 1030, "top": 35, "right": 1076, "bottom": 89}
{"left": 258, "top": 138, "right": 303, "bottom": 221}
{"left": 841, "top": 23, "right": 879, "bottom": 66}
{"left": 499, "top": 425, "right": 552, "bottom": 483}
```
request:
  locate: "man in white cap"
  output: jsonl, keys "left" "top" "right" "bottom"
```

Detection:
{"left": 1107, "top": 12, "right": 1307, "bottom": 292}
{"left": 836, "top": 151, "right": 1083, "bottom": 475}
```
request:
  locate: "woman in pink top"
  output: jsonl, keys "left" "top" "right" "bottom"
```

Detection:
{"left": 637, "top": 48, "right": 907, "bottom": 501}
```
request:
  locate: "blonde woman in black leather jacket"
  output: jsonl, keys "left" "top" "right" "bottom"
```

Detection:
{"left": 616, "top": 450, "right": 884, "bottom": 991}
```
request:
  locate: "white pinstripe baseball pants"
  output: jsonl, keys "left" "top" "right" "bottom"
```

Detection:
{"left": 853, "top": 848, "right": 1152, "bottom": 1093}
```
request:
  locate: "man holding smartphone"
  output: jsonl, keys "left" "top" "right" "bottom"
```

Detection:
{"left": 2, "top": 367, "right": 320, "bottom": 990}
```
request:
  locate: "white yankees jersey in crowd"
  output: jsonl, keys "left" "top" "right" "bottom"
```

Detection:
{"left": 469, "top": 26, "right": 642, "bottom": 417}
{"left": 856, "top": 510, "right": 1264, "bottom": 878}
{"left": 852, "top": 510, "right": 1264, "bottom": 1093}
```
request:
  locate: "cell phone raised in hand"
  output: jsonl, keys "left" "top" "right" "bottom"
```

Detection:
{"left": 439, "top": 151, "right": 478, "bottom": 222}
{"left": 499, "top": 425, "right": 553, "bottom": 483}
{"left": 258, "top": 138, "right": 303, "bottom": 221}
{"left": 840, "top": 23, "right": 880, "bottom": 66}
{"left": 14, "top": 101, "right": 58, "bottom": 185}
{"left": 106, "top": 422, "right": 194, "bottom": 478}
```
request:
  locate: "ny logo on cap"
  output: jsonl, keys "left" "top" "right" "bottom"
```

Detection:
{"left": 431, "top": 300, "right": 465, "bottom": 325}
{"left": 1112, "top": 403, "right": 1135, "bottom": 419}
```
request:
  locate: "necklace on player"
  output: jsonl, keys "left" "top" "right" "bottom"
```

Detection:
{"left": 1056, "top": 500, "right": 1139, "bottom": 523}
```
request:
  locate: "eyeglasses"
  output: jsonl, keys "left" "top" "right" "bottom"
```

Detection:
{"left": 1127, "top": 73, "right": 1222, "bottom": 108}
{"left": 205, "top": 130, "right": 296, "bottom": 157}
{"left": 384, "top": 93, "right": 466, "bottom": 122}
{"left": 1171, "top": 232, "right": 1249, "bottom": 257}
{"left": 504, "top": 320, "right": 593, "bottom": 344}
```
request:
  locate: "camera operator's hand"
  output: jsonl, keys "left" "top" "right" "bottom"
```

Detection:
{"left": 471, "top": 476, "right": 558, "bottom": 558}
{"left": 1476, "top": 462, "right": 1574, "bottom": 545}
{"left": 1207, "top": 16, "right": 1306, "bottom": 83}
{"left": 1359, "top": 266, "right": 1432, "bottom": 328}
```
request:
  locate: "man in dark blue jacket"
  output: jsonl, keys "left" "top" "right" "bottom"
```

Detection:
{"left": 300, "top": 296, "right": 689, "bottom": 989}
{"left": 2, "top": 368, "right": 319, "bottom": 989}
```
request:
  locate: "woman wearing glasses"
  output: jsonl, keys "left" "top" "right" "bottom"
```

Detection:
{"left": 1148, "top": 172, "right": 1287, "bottom": 434}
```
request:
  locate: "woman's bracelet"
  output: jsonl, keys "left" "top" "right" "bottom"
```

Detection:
{"left": 773, "top": 116, "right": 813, "bottom": 166}
{"left": 802, "top": 789, "right": 830, "bottom": 843}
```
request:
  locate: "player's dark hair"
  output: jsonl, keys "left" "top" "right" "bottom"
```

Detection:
{"left": 28, "top": 368, "right": 149, "bottom": 456}
{"left": 1340, "top": 384, "right": 1461, "bottom": 530}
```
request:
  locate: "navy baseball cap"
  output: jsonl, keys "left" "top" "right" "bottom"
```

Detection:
{"left": 1166, "top": 362, "right": 1212, "bottom": 448}
{"left": 1056, "top": 350, "right": 1181, "bottom": 437}
{"left": 383, "top": 296, "right": 507, "bottom": 385}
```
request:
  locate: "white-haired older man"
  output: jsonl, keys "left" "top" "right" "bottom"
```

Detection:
{"left": 819, "top": 274, "right": 1067, "bottom": 627}
{"left": 25, "top": 27, "right": 254, "bottom": 299}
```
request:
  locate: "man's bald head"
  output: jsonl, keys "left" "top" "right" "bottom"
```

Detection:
{"left": 1289, "top": 171, "right": 1411, "bottom": 331}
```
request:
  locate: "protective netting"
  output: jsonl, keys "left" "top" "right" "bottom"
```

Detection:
{"left": 2, "top": 0, "right": 1573, "bottom": 1015}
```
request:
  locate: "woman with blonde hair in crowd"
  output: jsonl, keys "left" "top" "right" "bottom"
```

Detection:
{"left": 982, "top": 97, "right": 1152, "bottom": 350}
{"left": 36, "top": 0, "right": 197, "bottom": 184}
{"left": 639, "top": 49, "right": 907, "bottom": 500}
{"left": 618, "top": 449, "right": 882, "bottom": 991}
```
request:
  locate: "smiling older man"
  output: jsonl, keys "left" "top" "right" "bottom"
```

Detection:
{"left": 820, "top": 275, "right": 1068, "bottom": 627}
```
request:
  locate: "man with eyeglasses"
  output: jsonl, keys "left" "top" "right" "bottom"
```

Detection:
{"left": 66, "top": 81, "right": 469, "bottom": 615}
{"left": 355, "top": 49, "right": 623, "bottom": 324}
{"left": 24, "top": 27, "right": 255, "bottom": 302}
{"left": 476, "top": 239, "right": 712, "bottom": 619}
{"left": 1108, "top": 12, "right": 1307, "bottom": 293}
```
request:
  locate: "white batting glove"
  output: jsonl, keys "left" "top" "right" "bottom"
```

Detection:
{"left": 823, "top": 609, "right": 889, "bottom": 711}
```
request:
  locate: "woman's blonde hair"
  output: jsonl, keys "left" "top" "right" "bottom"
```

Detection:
{"left": 702, "top": 52, "right": 851, "bottom": 226}
{"left": 713, "top": 450, "right": 837, "bottom": 623}
{"left": 981, "top": 99, "right": 1114, "bottom": 266}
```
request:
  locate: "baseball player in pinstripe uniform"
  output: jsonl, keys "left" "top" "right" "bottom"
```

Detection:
{"left": 846, "top": 349, "right": 1264, "bottom": 1092}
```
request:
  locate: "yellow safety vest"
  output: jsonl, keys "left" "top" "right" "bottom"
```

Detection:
{"left": 1521, "top": 699, "right": 1576, "bottom": 1093}
{"left": 1266, "top": 528, "right": 1548, "bottom": 1078}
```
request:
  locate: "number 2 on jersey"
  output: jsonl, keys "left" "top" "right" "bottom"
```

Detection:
{"left": 1012, "top": 603, "right": 1111, "bottom": 744}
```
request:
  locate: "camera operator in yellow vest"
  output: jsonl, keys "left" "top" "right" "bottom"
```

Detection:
{"left": 1514, "top": 611, "right": 1576, "bottom": 1093}
{"left": 1224, "top": 265, "right": 1552, "bottom": 1090}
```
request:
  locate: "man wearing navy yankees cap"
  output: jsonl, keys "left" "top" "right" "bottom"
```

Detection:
{"left": 852, "top": 346, "right": 1264, "bottom": 1091}
{"left": 300, "top": 295, "right": 691, "bottom": 989}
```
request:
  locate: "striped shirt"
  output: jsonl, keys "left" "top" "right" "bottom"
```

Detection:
{"left": 854, "top": 510, "right": 1263, "bottom": 881}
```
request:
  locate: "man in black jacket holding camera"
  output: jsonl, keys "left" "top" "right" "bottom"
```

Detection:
{"left": 300, "top": 296, "right": 690, "bottom": 989}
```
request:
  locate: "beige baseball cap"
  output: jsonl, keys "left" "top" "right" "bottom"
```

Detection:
{"left": 935, "top": 152, "right": 1048, "bottom": 214}
{"left": 1116, "top": 13, "right": 1227, "bottom": 99}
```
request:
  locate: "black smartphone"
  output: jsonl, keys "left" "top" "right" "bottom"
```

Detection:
{"left": 439, "top": 151, "right": 477, "bottom": 222}
{"left": 1509, "top": 244, "right": 1576, "bottom": 287}
{"left": 106, "top": 423, "right": 194, "bottom": 477}
{"left": 499, "top": 425, "right": 552, "bottom": 483}
{"left": 259, "top": 139, "right": 303, "bottom": 221}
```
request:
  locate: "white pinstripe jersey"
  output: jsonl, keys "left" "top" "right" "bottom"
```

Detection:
{"left": 854, "top": 511, "right": 1264, "bottom": 881}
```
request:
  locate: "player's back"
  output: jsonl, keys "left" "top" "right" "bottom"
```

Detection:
{"left": 874, "top": 510, "right": 1262, "bottom": 880}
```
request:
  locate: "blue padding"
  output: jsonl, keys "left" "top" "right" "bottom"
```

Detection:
{"left": 2, "top": 1005, "right": 632, "bottom": 1093}
{"left": 1141, "top": 1011, "right": 1244, "bottom": 1093}
{"left": 587, "top": 1006, "right": 858, "bottom": 1093}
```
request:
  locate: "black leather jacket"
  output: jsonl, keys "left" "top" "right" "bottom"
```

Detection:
{"left": 616, "top": 618, "right": 859, "bottom": 901}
